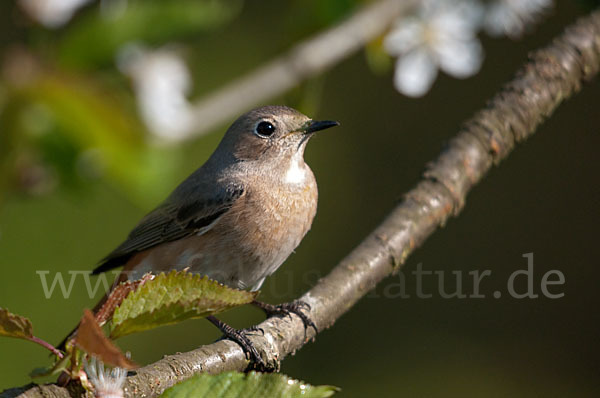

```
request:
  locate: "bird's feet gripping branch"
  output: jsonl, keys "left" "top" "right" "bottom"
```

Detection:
{"left": 206, "top": 315, "right": 269, "bottom": 371}
{"left": 207, "top": 300, "right": 317, "bottom": 371}
{"left": 252, "top": 300, "right": 318, "bottom": 335}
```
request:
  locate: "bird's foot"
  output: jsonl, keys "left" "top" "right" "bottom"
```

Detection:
{"left": 206, "top": 316, "right": 270, "bottom": 371}
{"left": 252, "top": 299, "right": 318, "bottom": 334}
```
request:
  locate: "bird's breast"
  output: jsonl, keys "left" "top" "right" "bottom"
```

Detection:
{"left": 217, "top": 166, "right": 318, "bottom": 283}
{"left": 234, "top": 167, "right": 317, "bottom": 252}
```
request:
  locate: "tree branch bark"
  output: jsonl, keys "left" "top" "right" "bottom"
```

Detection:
{"left": 4, "top": 8, "right": 600, "bottom": 398}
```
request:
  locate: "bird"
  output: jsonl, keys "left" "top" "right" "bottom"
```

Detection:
{"left": 60, "top": 105, "right": 339, "bottom": 367}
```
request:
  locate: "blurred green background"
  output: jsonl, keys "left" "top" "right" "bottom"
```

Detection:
{"left": 1, "top": 0, "right": 599, "bottom": 396}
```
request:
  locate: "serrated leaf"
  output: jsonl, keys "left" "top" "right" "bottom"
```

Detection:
{"left": 0, "top": 307, "right": 33, "bottom": 339}
{"left": 76, "top": 309, "right": 137, "bottom": 369}
{"left": 96, "top": 275, "right": 153, "bottom": 327}
{"left": 0, "top": 308, "right": 65, "bottom": 358}
{"left": 110, "top": 271, "right": 257, "bottom": 339}
{"left": 160, "top": 371, "right": 339, "bottom": 398}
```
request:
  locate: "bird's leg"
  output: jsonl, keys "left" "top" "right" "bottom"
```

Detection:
{"left": 205, "top": 315, "right": 268, "bottom": 371}
{"left": 251, "top": 299, "right": 318, "bottom": 334}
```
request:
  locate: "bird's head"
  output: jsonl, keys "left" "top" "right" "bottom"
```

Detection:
{"left": 219, "top": 105, "right": 339, "bottom": 163}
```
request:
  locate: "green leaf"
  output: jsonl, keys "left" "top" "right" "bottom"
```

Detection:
{"left": 0, "top": 307, "right": 33, "bottom": 340}
{"left": 12, "top": 72, "right": 182, "bottom": 207}
{"left": 59, "top": 0, "right": 242, "bottom": 68}
{"left": 30, "top": 355, "right": 70, "bottom": 379}
{"left": 161, "top": 371, "right": 339, "bottom": 398}
{"left": 110, "top": 271, "right": 258, "bottom": 339}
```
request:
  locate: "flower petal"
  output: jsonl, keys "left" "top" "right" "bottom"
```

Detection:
{"left": 18, "top": 0, "right": 92, "bottom": 28}
{"left": 383, "top": 19, "right": 424, "bottom": 56}
{"left": 433, "top": 0, "right": 484, "bottom": 39}
{"left": 393, "top": 50, "right": 438, "bottom": 97}
{"left": 483, "top": 0, "right": 553, "bottom": 39}
{"left": 436, "top": 38, "right": 483, "bottom": 78}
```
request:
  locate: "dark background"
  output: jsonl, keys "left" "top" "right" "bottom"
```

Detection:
{"left": 1, "top": 1, "right": 599, "bottom": 396}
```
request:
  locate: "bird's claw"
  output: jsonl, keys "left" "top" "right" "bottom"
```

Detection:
{"left": 207, "top": 316, "right": 271, "bottom": 371}
{"left": 252, "top": 300, "right": 318, "bottom": 334}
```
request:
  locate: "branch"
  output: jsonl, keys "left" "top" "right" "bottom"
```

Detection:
{"left": 182, "top": 0, "right": 417, "bottom": 139}
{"left": 4, "top": 8, "right": 600, "bottom": 398}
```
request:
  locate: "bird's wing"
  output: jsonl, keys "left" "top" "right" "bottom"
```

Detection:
{"left": 92, "top": 185, "right": 244, "bottom": 274}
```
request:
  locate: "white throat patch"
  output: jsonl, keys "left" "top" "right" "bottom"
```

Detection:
{"left": 285, "top": 156, "right": 307, "bottom": 185}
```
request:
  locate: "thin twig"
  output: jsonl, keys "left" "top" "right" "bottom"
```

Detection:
{"left": 3, "top": 8, "right": 599, "bottom": 398}
{"left": 27, "top": 337, "right": 64, "bottom": 360}
{"left": 182, "top": 0, "right": 416, "bottom": 139}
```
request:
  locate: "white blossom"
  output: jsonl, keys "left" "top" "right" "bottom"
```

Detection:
{"left": 18, "top": 0, "right": 92, "bottom": 28}
{"left": 84, "top": 357, "right": 127, "bottom": 398}
{"left": 117, "top": 44, "right": 195, "bottom": 142}
{"left": 384, "top": 0, "right": 484, "bottom": 97}
{"left": 483, "top": 0, "right": 553, "bottom": 39}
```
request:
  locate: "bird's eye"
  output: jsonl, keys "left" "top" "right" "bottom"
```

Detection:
{"left": 255, "top": 121, "right": 275, "bottom": 138}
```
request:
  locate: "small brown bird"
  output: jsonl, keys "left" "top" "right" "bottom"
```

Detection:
{"left": 62, "top": 105, "right": 338, "bottom": 366}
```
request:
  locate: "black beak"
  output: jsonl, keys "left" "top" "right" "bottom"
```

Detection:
{"left": 303, "top": 120, "right": 340, "bottom": 134}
